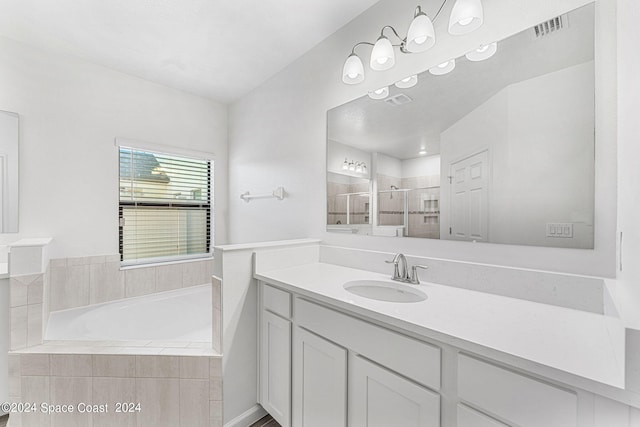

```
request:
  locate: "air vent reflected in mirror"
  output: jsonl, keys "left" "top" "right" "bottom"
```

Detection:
{"left": 384, "top": 93, "right": 413, "bottom": 107}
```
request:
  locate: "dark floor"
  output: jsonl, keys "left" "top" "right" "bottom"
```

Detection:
{"left": 249, "top": 414, "right": 280, "bottom": 427}
{"left": 0, "top": 412, "right": 274, "bottom": 427}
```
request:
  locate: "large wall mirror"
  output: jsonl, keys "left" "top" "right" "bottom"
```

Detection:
{"left": 0, "top": 111, "right": 19, "bottom": 233}
{"left": 327, "top": 3, "right": 595, "bottom": 249}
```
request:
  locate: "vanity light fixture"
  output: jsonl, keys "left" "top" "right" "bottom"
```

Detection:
{"left": 465, "top": 42, "right": 497, "bottom": 61}
{"left": 342, "top": 158, "right": 368, "bottom": 175}
{"left": 368, "top": 86, "right": 389, "bottom": 100}
{"left": 406, "top": 6, "right": 436, "bottom": 53}
{"left": 370, "top": 35, "right": 396, "bottom": 70}
{"left": 341, "top": 0, "right": 484, "bottom": 85}
{"left": 395, "top": 75, "right": 418, "bottom": 89}
{"left": 448, "top": 0, "right": 484, "bottom": 35}
{"left": 342, "top": 54, "right": 365, "bottom": 84}
{"left": 429, "top": 59, "right": 456, "bottom": 75}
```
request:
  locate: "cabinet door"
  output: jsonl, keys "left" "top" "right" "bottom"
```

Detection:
{"left": 349, "top": 354, "right": 440, "bottom": 427}
{"left": 292, "top": 327, "right": 347, "bottom": 427}
{"left": 260, "top": 310, "right": 291, "bottom": 427}
{"left": 457, "top": 404, "right": 509, "bottom": 427}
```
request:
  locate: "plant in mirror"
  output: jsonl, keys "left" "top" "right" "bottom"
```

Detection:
{"left": 327, "top": 3, "right": 595, "bottom": 249}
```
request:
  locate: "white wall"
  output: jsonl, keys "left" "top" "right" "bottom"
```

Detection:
{"left": 402, "top": 155, "right": 441, "bottom": 179}
{"left": 0, "top": 112, "right": 19, "bottom": 233}
{"left": 228, "top": 0, "right": 617, "bottom": 278}
{"left": 0, "top": 36, "right": 228, "bottom": 258}
{"left": 616, "top": 0, "right": 640, "bottom": 328}
{"left": 440, "top": 62, "right": 595, "bottom": 248}
{"left": 376, "top": 153, "right": 402, "bottom": 178}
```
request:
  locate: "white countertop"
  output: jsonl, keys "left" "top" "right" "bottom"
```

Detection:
{"left": 256, "top": 262, "right": 626, "bottom": 389}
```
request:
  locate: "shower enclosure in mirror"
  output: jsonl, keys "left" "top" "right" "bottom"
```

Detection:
{"left": 0, "top": 110, "right": 19, "bottom": 233}
{"left": 326, "top": 3, "right": 595, "bottom": 249}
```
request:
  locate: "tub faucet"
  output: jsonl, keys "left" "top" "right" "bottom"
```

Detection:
{"left": 385, "top": 253, "right": 409, "bottom": 282}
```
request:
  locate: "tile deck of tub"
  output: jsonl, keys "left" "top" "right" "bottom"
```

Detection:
{"left": 12, "top": 340, "right": 221, "bottom": 356}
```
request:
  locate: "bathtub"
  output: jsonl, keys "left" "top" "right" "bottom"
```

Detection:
{"left": 45, "top": 284, "right": 212, "bottom": 342}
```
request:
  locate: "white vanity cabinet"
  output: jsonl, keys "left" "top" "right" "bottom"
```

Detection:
{"left": 259, "top": 284, "right": 292, "bottom": 427}
{"left": 292, "top": 326, "right": 348, "bottom": 427}
{"left": 258, "top": 280, "right": 592, "bottom": 427}
{"left": 457, "top": 354, "right": 577, "bottom": 427}
{"left": 258, "top": 281, "right": 442, "bottom": 427}
{"left": 349, "top": 354, "right": 440, "bottom": 427}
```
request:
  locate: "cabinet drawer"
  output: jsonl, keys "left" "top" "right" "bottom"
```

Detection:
{"left": 296, "top": 298, "right": 440, "bottom": 390}
{"left": 457, "top": 404, "right": 509, "bottom": 427}
{"left": 457, "top": 354, "right": 577, "bottom": 427}
{"left": 262, "top": 283, "right": 291, "bottom": 318}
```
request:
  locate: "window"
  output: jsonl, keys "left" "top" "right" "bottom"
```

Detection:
{"left": 119, "top": 146, "right": 212, "bottom": 265}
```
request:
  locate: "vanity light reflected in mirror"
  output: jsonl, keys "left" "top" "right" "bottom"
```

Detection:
{"left": 327, "top": 3, "right": 595, "bottom": 249}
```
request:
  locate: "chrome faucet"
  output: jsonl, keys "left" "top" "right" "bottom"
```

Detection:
{"left": 409, "top": 264, "right": 429, "bottom": 284}
{"left": 386, "top": 253, "right": 409, "bottom": 282}
{"left": 386, "top": 253, "right": 429, "bottom": 284}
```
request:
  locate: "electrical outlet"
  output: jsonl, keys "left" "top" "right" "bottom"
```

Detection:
{"left": 546, "top": 223, "right": 573, "bottom": 238}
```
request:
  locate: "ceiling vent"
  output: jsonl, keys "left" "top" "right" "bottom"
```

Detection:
{"left": 385, "top": 93, "right": 413, "bottom": 106}
{"left": 533, "top": 15, "right": 568, "bottom": 38}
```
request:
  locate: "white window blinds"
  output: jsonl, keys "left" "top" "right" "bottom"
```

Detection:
{"left": 119, "top": 146, "right": 212, "bottom": 265}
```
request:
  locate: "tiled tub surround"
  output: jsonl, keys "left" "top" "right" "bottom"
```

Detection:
{"left": 7, "top": 278, "right": 223, "bottom": 426}
{"left": 9, "top": 256, "right": 215, "bottom": 351}
{"left": 46, "top": 285, "right": 212, "bottom": 342}
{"left": 9, "top": 273, "right": 46, "bottom": 351}
{"left": 7, "top": 247, "right": 223, "bottom": 426}
{"left": 49, "top": 255, "right": 214, "bottom": 311}
{"left": 7, "top": 352, "right": 222, "bottom": 427}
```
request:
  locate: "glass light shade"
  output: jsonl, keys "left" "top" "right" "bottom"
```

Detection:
{"left": 370, "top": 36, "right": 395, "bottom": 71}
{"left": 342, "top": 158, "right": 349, "bottom": 170}
{"left": 429, "top": 59, "right": 456, "bottom": 75}
{"left": 395, "top": 75, "right": 418, "bottom": 89}
{"left": 356, "top": 162, "right": 363, "bottom": 173}
{"left": 348, "top": 162, "right": 356, "bottom": 171}
{"left": 406, "top": 13, "right": 435, "bottom": 53}
{"left": 465, "top": 42, "right": 497, "bottom": 61}
{"left": 368, "top": 86, "right": 389, "bottom": 100}
{"left": 342, "top": 53, "right": 365, "bottom": 84}
{"left": 448, "top": 0, "right": 484, "bottom": 35}
{"left": 362, "top": 164, "right": 368, "bottom": 174}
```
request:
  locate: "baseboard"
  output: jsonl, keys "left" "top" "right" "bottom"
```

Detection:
{"left": 224, "top": 404, "right": 267, "bottom": 427}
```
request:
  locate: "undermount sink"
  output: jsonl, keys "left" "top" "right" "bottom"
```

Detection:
{"left": 343, "top": 280, "right": 427, "bottom": 303}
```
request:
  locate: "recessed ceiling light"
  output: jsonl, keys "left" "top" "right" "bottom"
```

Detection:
{"left": 466, "top": 42, "right": 497, "bottom": 61}
{"left": 429, "top": 59, "right": 456, "bottom": 75}
{"left": 368, "top": 86, "right": 389, "bottom": 100}
{"left": 395, "top": 75, "right": 418, "bottom": 89}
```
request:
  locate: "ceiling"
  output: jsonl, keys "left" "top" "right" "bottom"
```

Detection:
{"left": 0, "top": 0, "right": 381, "bottom": 102}
{"left": 328, "top": 3, "right": 594, "bottom": 160}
